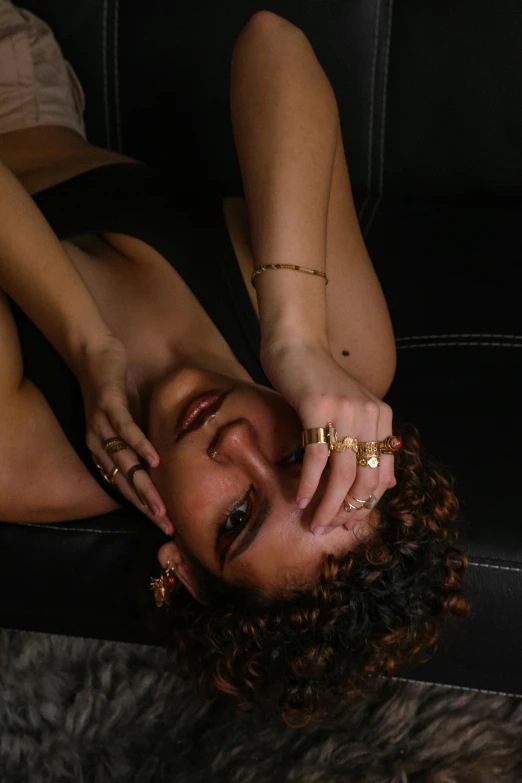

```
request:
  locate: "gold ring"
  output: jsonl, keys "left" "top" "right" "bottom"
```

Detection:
{"left": 103, "top": 437, "right": 130, "bottom": 456}
{"left": 91, "top": 452, "right": 105, "bottom": 471}
{"left": 343, "top": 500, "right": 364, "bottom": 512}
{"left": 101, "top": 465, "right": 119, "bottom": 485}
{"left": 127, "top": 463, "right": 147, "bottom": 505}
{"left": 348, "top": 493, "right": 378, "bottom": 510}
{"left": 302, "top": 424, "right": 358, "bottom": 455}
{"left": 103, "top": 437, "right": 125, "bottom": 449}
{"left": 106, "top": 442, "right": 131, "bottom": 457}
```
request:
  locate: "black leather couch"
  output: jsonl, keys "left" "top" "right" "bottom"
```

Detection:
{"left": 2, "top": 0, "right": 521, "bottom": 698}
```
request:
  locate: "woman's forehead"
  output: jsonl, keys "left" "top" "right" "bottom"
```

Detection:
{"left": 224, "top": 508, "right": 380, "bottom": 585}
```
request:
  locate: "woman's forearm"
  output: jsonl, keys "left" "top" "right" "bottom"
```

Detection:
{"left": 230, "top": 14, "right": 338, "bottom": 351}
{"left": 0, "top": 157, "right": 112, "bottom": 370}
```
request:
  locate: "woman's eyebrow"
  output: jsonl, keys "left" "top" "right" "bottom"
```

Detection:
{"left": 227, "top": 496, "right": 273, "bottom": 565}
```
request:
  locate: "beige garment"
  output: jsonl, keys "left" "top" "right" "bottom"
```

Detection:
{"left": 0, "top": 0, "right": 86, "bottom": 138}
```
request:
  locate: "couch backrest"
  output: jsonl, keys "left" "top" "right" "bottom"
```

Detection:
{"left": 22, "top": 0, "right": 522, "bottom": 200}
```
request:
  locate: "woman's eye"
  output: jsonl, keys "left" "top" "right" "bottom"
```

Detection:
{"left": 221, "top": 490, "right": 252, "bottom": 537}
{"left": 279, "top": 446, "right": 305, "bottom": 466}
{"left": 218, "top": 447, "right": 304, "bottom": 550}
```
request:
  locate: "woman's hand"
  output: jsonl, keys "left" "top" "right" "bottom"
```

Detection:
{"left": 73, "top": 334, "right": 174, "bottom": 534}
{"left": 260, "top": 337, "right": 396, "bottom": 533}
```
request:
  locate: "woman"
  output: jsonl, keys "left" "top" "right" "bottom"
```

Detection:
{"left": 0, "top": 3, "right": 469, "bottom": 725}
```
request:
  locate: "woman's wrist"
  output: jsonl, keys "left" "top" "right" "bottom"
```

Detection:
{"left": 260, "top": 320, "right": 330, "bottom": 367}
{"left": 67, "top": 327, "right": 120, "bottom": 378}
{"left": 255, "top": 266, "right": 329, "bottom": 352}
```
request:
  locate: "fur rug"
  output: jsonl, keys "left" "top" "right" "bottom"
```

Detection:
{"left": 1, "top": 628, "right": 521, "bottom": 783}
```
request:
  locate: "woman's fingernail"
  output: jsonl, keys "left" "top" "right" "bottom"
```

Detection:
{"left": 161, "top": 521, "right": 173, "bottom": 535}
{"left": 312, "top": 526, "right": 334, "bottom": 536}
{"left": 297, "top": 498, "right": 310, "bottom": 509}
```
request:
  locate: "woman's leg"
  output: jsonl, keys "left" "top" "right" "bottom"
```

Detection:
{"left": 228, "top": 11, "right": 396, "bottom": 399}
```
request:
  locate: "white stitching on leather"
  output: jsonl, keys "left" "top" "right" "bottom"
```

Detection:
{"left": 470, "top": 562, "right": 522, "bottom": 573}
{"left": 359, "top": 0, "right": 382, "bottom": 224}
{"left": 378, "top": 0, "right": 393, "bottom": 195}
{"left": 397, "top": 342, "right": 522, "bottom": 348}
{"left": 11, "top": 522, "right": 142, "bottom": 534}
{"left": 396, "top": 334, "right": 522, "bottom": 341}
{"left": 363, "top": 194, "right": 381, "bottom": 239}
{"left": 393, "top": 562, "right": 522, "bottom": 697}
{"left": 361, "top": 0, "right": 392, "bottom": 237}
{"left": 102, "top": 0, "right": 111, "bottom": 148}
{"left": 357, "top": 196, "right": 369, "bottom": 228}
{"left": 389, "top": 677, "right": 522, "bottom": 700}
{"left": 357, "top": 196, "right": 369, "bottom": 221}
{"left": 367, "top": 0, "right": 381, "bottom": 193}
{"left": 113, "top": 0, "right": 121, "bottom": 151}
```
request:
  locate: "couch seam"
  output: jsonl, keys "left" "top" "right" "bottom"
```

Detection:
{"left": 5, "top": 523, "right": 145, "bottom": 534}
{"left": 358, "top": 0, "right": 381, "bottom": 224}
{"left": 113, "top": 0, "right": 121, "bottom": 151}
{"left": 396, "top": 341, "right": 522, "bottom": 348}
{"left": 396, "top": 334, "right": 522, "bottom": 341}
{"left": 470, "top": 562, "right": 522, "bottom": 574}
{"left": 363, "top": 0, "right": 393, "bottom": 239}
{"left": 102, "top": 0, "right": 111, "bottom": 148}
{"left": 389, "top": 676, "right": 522, "bottom": 700}
{"left": 379, "top": 0, "right": 393, "bottom": 195}
{"left": 363, "top": 194, "right": 381, "bottom": 239}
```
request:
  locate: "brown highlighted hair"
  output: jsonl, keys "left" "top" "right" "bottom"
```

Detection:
{"left": 143, "top": 421, "right": 470, "bottom": 727}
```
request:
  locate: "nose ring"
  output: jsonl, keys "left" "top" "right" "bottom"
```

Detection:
{"left": 210, "top": 450, "right": 218, "bottom": 460}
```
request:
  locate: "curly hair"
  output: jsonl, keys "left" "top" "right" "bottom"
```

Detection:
{"left": 141, "top": 420, "right": 470, "bottom": 728}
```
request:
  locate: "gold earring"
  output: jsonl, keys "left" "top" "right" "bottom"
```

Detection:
{"left": 149, "top": 558, "right": 176, "bottom": 608}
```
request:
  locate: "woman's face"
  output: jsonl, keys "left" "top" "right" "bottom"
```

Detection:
{"left": 147, "top": 366, "right": 380, "bottom": 593}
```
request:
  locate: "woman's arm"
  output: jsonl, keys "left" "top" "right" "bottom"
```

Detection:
{"left": 0, "top": 156, "right": 112, "bottom": 372}
{"left": 0, "top": 157, "right": 172, "bottom": 529}
{"left": 230, "top": 13, "right": 335, "bottom": 353}
{"left": 230, "top": 14, "right": 397, "bottom": 528}
{"left": 230, "top": 13, "right": 396, "bottom": 393}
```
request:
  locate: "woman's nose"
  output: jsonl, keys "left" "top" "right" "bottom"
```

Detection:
{"left": 210, "top": 418, "right": 260, "bottom": 463}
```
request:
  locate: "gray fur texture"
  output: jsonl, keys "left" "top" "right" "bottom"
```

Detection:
{"left": 1, "top": 628, "right": 521, "bottom": 782}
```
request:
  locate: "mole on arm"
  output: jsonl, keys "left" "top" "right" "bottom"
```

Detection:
{"left": 342, "top": 350, "right": 350, "bottom": 356}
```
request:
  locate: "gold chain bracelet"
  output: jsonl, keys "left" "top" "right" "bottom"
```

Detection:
{"left": 251, "top": 263, "right": 329, "bottom": 286}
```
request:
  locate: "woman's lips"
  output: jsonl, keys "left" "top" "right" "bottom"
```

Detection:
{"left": 176, "top": 390, "right": 229, "bottom": 441}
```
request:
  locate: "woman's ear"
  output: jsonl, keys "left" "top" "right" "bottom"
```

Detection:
{"left": 157, "top": 541, "right": 208, "bottom": 606}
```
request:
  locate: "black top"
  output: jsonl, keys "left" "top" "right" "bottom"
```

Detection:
{"left": 9, "top": 162, "right": 272, "bottom": 509}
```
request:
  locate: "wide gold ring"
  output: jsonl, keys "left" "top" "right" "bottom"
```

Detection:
{"left": 302, "top": 424, "right": 358, "bottom": 454}
{"left": 103, "top": 437, "right": 131, "bottom": 456}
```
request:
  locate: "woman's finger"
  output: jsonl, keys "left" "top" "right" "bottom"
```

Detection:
{"left": 88, "top": 419, "right": 173, "bottom": 534}
{"left": 295, "top": 439, "right": 331, "bottom": 509}
{"left": 111, "top": 450, "right": 174, "bottom": 534}
{"left": 341, "top": 402, "right": 395, "bottom": 529}
{"left": 342, "top": 452, "right": 396, "bottom": 530}
{"left": 101, "top": 397, "right": 160, "bottom": 468}
{"left": 309, "top": 401, "right": 382, "bottom": 532}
